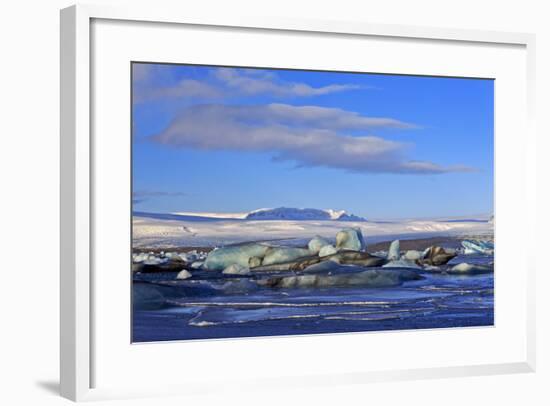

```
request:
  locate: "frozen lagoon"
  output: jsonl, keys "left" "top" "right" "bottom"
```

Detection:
{"left": 132, "top": 236, "right": 494, "bottom": 342}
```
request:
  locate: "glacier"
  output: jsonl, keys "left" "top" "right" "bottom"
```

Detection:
{"left": 245, "top": 207, "right": 366, "bottom": 221}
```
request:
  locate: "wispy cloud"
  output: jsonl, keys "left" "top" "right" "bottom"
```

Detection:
{"left": 213, "top": 68, "right": 363, "bottom": 97}
{"left": 132, "top": 65, "right": 222, "bottom": 103}
{"left": 151, "top": 103, "right": 473, "bottom": 175}
{"left": 132, "top": 64, "right": 364, "bottom": 104}
{"left": 133, "top": 79, "right": 222, "bottom": 104}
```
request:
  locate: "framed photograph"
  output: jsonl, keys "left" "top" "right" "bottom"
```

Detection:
{"left": 60, "top": 4, "right": 536, "bottom": 401}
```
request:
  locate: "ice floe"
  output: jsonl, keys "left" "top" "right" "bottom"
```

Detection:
{"left": 382, "top": 259, "right": 422, "bottom": 269}
{"left": 176, "top": 269, "right": 192, "bottom": 280}
{"left": 450, "top": 262, "right": 493, "bottom": 274}
{"left": 259, "top": 268, "right": 423, "bottom": 289}
{"left": 403, "top": 250, "right": 423, "bottom": 261}
{"left": 262, "top": 247, "right": 312, "bottom": 266}
{"left": 190, "top": 261, "right": 204, "bottom": 269}
{"left": 387, "top": 240, "right": 400, "bottom": 261}
{"left": 308, "top": 235, "right": 331, "bottom": 254}
{"left": 204, "top": 243, "right": 270, "bottom": 271}
{"left": 461, "top": 240, "right": 494, "bottom": 255}
{"left": 319, "top": 245, "right": 337, "bottom": 257}
{"left": 418, "top": 246, "right": 457, "bottom": 266}
{"left": 222, "top": 263, "right": 251, "bottom": 275}
{"left": 335, "top": 228, "right": 365, "bottom": 251}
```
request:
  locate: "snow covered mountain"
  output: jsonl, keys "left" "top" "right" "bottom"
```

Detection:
{"left": 170, "top": 207, "right": 367, "bottom": 221}
{"left": 245, "top": 207, "right": 366, "bottom": 221}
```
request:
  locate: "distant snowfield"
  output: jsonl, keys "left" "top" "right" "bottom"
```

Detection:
{"left": 132, "top": 212, "right": 493, "bottom": 248}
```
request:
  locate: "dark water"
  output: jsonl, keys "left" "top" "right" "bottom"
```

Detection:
{"left": 132, "top": 254, "right": 493, "bottom": 342}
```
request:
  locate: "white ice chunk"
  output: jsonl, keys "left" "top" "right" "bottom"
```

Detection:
{"left": 308, "top": 235, "right": 330, "bottom": 254}
{"left": 403, "top": 250, "right": 422, "bottom": 261}
{"left": 176, "top": 269, "right": 192, "bottom": 280}
{"left": 190, "top": 260, "right": 204, "bottom": 269}
{"left": 261, "top": 268, "right": 422, "bottom": 289}
{"left": 133, "top": 252, "right": 148, "bottom": 263}
{"left": 424, "top": 265, "right": 441, "bottom": 272}
{"left": 319, "top": 245, "right": 337, "bottom": 257}
{"left": 222, "top": 263, "right": 251, "bottom": 275}
{"left": 450, "top": 262, "right": 493, "bottom": 273}
{"left": 382, "top": 259, "right": 422, "bottom": 269}
{"left": 204, "top": 243, "right": 270, "bottom": 271}
{"left": 335, "top": 228, "right": 365, "bottom": 251}
{"left": 262, "top": 247, "right": 312, "bottom": 266}
{"left": 143, "top": 256, "right": 168, "bottom": 266}
{"left": 387, "top": 240, "right": 400, "bottom": 261}
{"left": 178, "top": 252, "right": 199, "bottom": 263}
{"left": 461, "top": 240, "right": 494, "bottom": 255}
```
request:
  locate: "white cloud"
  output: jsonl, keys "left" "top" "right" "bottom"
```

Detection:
{"left": 151, "top": 103, "right": 473, "bottom": 174}
{"left": 213, "top": 68, "right": 362, "bottom": 97}
{"left": 131, "top": 64, "right": 366, "bottom": 104}
{"left": 257, "top": 103, "right": 417, "bottom": 129}
{"left": 133, "top": 78, "right": 222, "bottom": 103}
{"left": 132, "top": 64, "right": 222, "bottom": 103}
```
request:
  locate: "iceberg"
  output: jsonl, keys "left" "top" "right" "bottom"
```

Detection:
{"left": 404, "top": 250, "right": 423, "bottom": 261}
{"left": 424, "top": 265, "right": 442, "bottom": 272}
{"left": 335, "top": 228, "right": 365, "bottom": 251}
{"left": 262, "top": 247, "right": 312, "bottom": 266}
{"left": 190, "top": 261, "right": 204, "bottom": 269}
{"left": 302, "top": 258, "right": 382, "bottom": 273}
{"left": 318, "top": 244, "right": 337, "bottom": 257}
{"left": 461, "top": 240, "right": 494, "bottom": 255}
{"left": 143, "top": 256, "right": 168, "bottom": 266}
{"left": 132, "top": 252, "right": 150, "bottom": 263}
{"left": 450, "top": 262, "right": 493, "bottom": 274}
{"left": 382, "top": 259, "right": 422, "bottom": 269}
{"left": 251, "top": 255, "right": 322, "bottom": 272}
{"left": 259, "top": 268, "right": 423, "bottom": 289}
{"left": 330, "top": 251, "right": 386, "bottom": 267}
{"left": 222, "top": 263, "right": 251, "bottom": 275}
{"left": 204, "top": 243, "right": 270, "bottom": 271}
{"left": 176, "top": 269, "right": 192, "bottom": 280}
{"left": 418, "top": 246, "right": 457, "bottom": 266}
{"left": 308, "top": 235, "right": 331, "bottom": 254}
{"left": 248, "top": 256, "right": 263, "bottom": 268}
{"left": 178, "top": 251, "right": 199, "bottom": 263}
{"left": 387, "top": 240, "right": 400, "bottom": 261}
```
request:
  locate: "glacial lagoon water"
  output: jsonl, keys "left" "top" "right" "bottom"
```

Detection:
{"left": 132, "top": 252, "right": 493, "bottom": 342}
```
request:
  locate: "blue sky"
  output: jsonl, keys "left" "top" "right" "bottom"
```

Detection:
{"left": 132, "top": 63, "right": 493, "bottom": 219}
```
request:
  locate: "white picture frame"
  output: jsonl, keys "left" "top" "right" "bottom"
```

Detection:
{"left": 60, "top": 4, "right": 537, "bottom": 402}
